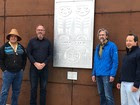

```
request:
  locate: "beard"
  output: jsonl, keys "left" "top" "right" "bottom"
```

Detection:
{"left": 99, "top": 38, "right": 105, "bottom": 43}
{"left": 37, "top": 34, "right": 44, "bottom": 40}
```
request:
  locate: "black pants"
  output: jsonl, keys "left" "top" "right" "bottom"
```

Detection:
{"left": 30, "top": 65, "right": 48, "bottom": 105}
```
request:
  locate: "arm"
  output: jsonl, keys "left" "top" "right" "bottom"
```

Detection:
{"left": 0, "top": 45, "right": 6, "bottom": 71}
{"left": 133, "top": 50, "right": 140, "bottom": 89}
{"left": 117, "top": 76, "right": 122, "bottom": 87}
{"left": 22, "top": 47, "right": 27, "bottom": 70}
{"left": 92, "top": 46, "right": 99, "bottom": 82}
{"left": 44, "top": 41, "right": 52, "bottom": 65}
{"left": 92, "top": 48, "right": 98, "bottom": 76}
{"left": 27, "top": 40, "right": 36, "bottom": 64}
{"left": 110, "top": 44, "right": 118, "bottom": 77}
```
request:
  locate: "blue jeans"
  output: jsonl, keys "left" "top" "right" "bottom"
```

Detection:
{"left": 96, "top": 76, "right": 115, "bottom": 105}
{"left": 30, "top": 65, "right": 48, "bottom": 105}
{"left": 0, "top": 70, "right": 23, "bottom": 105}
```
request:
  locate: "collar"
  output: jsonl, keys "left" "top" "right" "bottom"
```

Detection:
{"left": 8, "top": 41, "right": 18, "bottom": 52}
{"left": 99, "top": 40, "right": 108, "bottom": 47}
{"left": 35, "top": 37, "right": 46, "bottom": 41}
{"left": 126, "top": 46, "right": 139, "bottom": 54}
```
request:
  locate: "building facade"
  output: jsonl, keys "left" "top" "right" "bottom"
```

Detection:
{"left": 0, "top": 0, "right": 140, "bottom": 105}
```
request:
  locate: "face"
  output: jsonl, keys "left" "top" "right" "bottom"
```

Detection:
{"left": 9, "top": 35, "right": 18, "bottom": 44}
{"left": 126, "top": 36, "right": 137, "bottom": 49}
{"left": 98, "top": 31, "right": 108, "bottom": 43}
{"left": 36, "top": 25, "right": 45, "bottom": 40}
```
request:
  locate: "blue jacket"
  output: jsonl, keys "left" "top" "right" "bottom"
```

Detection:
{"left": 92, "top": 41, "right": 118, "bottom": 76}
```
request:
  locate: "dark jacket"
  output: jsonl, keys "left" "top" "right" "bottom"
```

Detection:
{"left": 0, "top": 42, "right": 27, "bottom": 72}
{"left": 27, "top": 37, "right": 52, "bottom": 67}
{"left": 119, "top": 46, "right": 140, "bottom": 88}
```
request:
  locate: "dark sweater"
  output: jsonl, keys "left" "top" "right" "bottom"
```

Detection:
{"left": 0, "top": 42, "right": 27, "bottom": 72}
{"left": 27, "top": 37, "right": 52, "bottom": 66}
{"left": 119, "top": 46, "right": 140, "bottom": 88}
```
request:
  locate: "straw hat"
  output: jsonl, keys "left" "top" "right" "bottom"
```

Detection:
{"left": 6, "top": 29, "right": 22, "bottom": 41}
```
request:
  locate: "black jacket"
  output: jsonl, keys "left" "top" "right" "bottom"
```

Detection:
{"left": 119, "top": 46, "right": 140, "bottom": 88}
{"left": 0, "top": 42, "right": 27, "bottom": 72}
{"left": 27, "top": 37, "right": 52, "bottom": 66}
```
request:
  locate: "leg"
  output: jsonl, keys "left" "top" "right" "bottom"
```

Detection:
{"left": 96, "top": 76, "right": 106, "bottom": 105}
{"left": 39, "top": 68, "right": 48, "bottom": 105}
{"left": 125, "top": 82, "right": 140, "bottom": 105}
{"left": 11, "top": 70, "right": 23, "bottom": 105}
{"left": 103, "top": 76, "right": 115, "bottom": 105}
{"left": 30, "top": 66, "right": 39, "bottom": 105}
{"left": 120, "top": 82, "right": 128, "bottom": 105}
{"left": 0, "top": 71, "right": 14, "bottom": 105}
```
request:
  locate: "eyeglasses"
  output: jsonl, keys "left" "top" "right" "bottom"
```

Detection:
{"left": 36, "top": 29, "right": 45, "bottom": 31}
{"left": 98, "top": 34, "right": 106, "bottom": 36}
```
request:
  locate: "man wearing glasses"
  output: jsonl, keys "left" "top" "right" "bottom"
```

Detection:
{"left": 27, "top": 24, "right": 52, "bottom": 105}
{"left": 92, "top": 28, "right": 118, "bottom": 105}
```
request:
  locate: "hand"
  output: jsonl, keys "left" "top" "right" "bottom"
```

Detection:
{"left": 116, "top": 83, "right": 121, "bottom": 89}
{"left": 109, "top": 76, "right": 114, "bottom": 82}
{"left": 131, "top": 86, "right": 139, "bottom": 92}
{"left": 40, "top": 63, "right": 46, "bottom": 69}
{"left": 92, "top": 76, "right": 96, "bottom": 82}
{"left": 34, "top": 62, "right": 43, "bottom": 70}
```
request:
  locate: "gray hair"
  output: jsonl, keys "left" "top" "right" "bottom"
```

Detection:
{"left": 36, "top": 24, "right": 45, "bottom": 30}
{"left": 97, "top": 28, "right": 109, "bottom": 36}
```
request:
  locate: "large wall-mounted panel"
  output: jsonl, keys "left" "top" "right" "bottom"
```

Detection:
{"left": 54, "top": 0, "right": 95, "bottom": 68}
{"left": 96, "top": 0, "right": 140, "bottom": 13}
{"left": 6, "top": 0, "right": 54, "bottom": 16}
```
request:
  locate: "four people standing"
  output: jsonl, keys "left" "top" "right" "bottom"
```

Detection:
{"left": 27, "top": 24, "right": 52, "bottom": 105}
{"left": 92, "top": 28, "right": 118, "bottom": 105}
{"left": 0, "top": 27, "right": 139, "bottom": 105}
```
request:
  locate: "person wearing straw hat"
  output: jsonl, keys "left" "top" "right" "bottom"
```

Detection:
{"left": 27, "top": 24, "right": 52, "bottom": 105}
{"left": 0, "top": 29, "right": 27, "bottom": 105}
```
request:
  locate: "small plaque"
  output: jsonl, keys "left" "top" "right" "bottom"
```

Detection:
{"left": 67, "top": 71, "right": 77, "bottom": 80}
